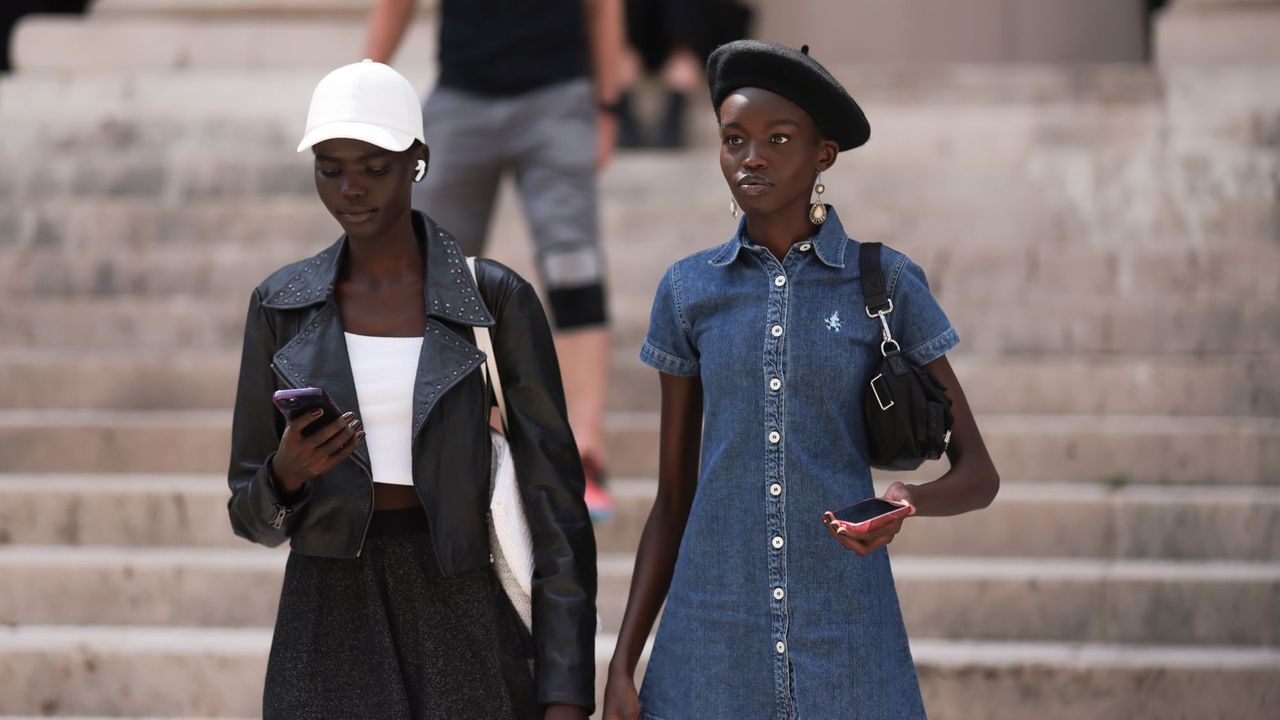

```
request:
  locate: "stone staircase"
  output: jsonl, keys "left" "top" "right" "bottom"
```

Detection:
{"left": 1, "top": 2, "right": 1279, "bottom": 718}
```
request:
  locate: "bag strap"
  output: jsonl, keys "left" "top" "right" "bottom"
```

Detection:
{"left": 859, "top": 241, "right": 890, "bottom": 314}
{"left": 859, "top": 242, "right": 900, "bottom": 356}
{"left": 464, "top": 257, "right": 509, "bottom": 429}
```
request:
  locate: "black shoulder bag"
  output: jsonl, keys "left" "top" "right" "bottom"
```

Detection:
{"left": 859, "top": 242, "right": 955, "bottom": 470}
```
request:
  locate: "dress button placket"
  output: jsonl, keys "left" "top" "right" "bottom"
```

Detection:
{"left": 761, "top": 255, "right": 792, "bottom": 704}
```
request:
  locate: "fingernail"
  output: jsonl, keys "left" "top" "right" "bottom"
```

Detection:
{"left": 341, "top": 412, "right": 354, "bottom": 421}
{"left": 312, "top": 409, "right": 324, "bottom": 416}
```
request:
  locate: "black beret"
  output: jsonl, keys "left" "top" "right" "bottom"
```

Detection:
{"left": 707, "top": 40, "right": 870, "bottom": 151}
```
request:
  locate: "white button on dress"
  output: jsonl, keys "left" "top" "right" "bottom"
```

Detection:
{"left": 768, "top": 431, "right": 780, "bottom": 444}
{"left": 771, "top": 325, "right": 783, "bottom": 337}
{"left": 774, "top": 275, "right": 786, "bottom": 287}
{"left": 770, "top": 483, "right": 782, "bottom": 496}
{"left": 769, "top": 378, "right": 782, "bottom": 391}
{"left": 772, "top": 536, "right": 784, "bottom": 549}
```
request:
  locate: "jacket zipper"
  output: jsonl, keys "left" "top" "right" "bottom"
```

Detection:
{"left": 270, "top": 362, "right": 375, "bottom": 557}
{"left": 269, "top": 504, "right": 292, "bottom": 529}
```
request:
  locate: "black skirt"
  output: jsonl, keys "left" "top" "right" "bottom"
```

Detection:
{"left": 263, "top": 507, "right": 539, "bottom": 720}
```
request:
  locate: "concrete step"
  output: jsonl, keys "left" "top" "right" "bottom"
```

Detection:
{"left": 1, "top": 65, "right": 1275, "bottom": 229}
{"left": 909, "top": 640, "right": 1280, "bottom": 720}
{"left": 1, "top": 625, "right": 1277, "bottom": 718}
{"left": 13, "top": 16, "right": 438, "bottom": 73}
{"left": 606, "top": 479, "right": 1280, "bottom": 562}
{"left": 4, "top": 66, "right": 1275, "bottom": 189}
{"left": 5, "top": 293, "right": 1280, "bottom": 355}
{"left": 0, "top": 625, "right": 268, "bottom": 717}
{"left": 4, "top": 350, "right": 1278, "bottom": 418}
{"left": 1, "top": 135, "right": 1276, "bottom": 255}
{"left": 1, "top": 409, "right": 1275, "bottom": 484}
{"left": 3, "top": 476, "right": 1278, "bottom": 562}
{"left": 5, "top": 194, "right": 1277, "bottom": 304}
{"left": 8, "top": 62, "right": 1274, "bottom": 127}
{"left": 2, "top": 547, "right": 1276, "bottom": 647}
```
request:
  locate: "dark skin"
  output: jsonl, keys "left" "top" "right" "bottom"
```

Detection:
{"left": 602, "top": 88, "right": 1000, "bottom": 719}
{"left": 270, "top": 136, "right": 588, "bottom": 720}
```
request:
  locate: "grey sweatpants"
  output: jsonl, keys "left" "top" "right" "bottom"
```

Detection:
{"left": 413, "top": 78, "right": 608, "bottom": 329}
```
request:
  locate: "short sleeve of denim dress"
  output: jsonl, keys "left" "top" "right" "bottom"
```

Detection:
{"left": 635, "top": 208, "right": 956, "bottom": 720}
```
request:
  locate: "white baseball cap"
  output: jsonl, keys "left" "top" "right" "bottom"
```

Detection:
{"left": 297, "top": 59, "right": 425, "bottom": 153}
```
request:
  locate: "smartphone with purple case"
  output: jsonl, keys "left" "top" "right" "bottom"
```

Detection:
{"left": 272, "top": 387, "right": 342, "bottom": 437}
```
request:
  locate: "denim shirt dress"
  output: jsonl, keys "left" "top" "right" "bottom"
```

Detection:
{"left": 637, "top": 207, "right": 958, "bottom": 720}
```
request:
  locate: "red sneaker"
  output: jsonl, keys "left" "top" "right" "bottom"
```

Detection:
{"left": 582, "top": 455, "right": 615, "bottom": 522}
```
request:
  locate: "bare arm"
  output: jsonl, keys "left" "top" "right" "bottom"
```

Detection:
{"left": 582, "top": 0, "right": 624, "bottom": 104}
{"left": 582, "top": 0, "right": 625, "bottom": 170}
{"left": 364, "top": 0, "right": 417, "bottom": 63}
{"left": 827, "top": 355, "right": 999, "bottom": 556}
{"left": 905, "top": 355, "right": 1000, "bottom": 515}
{"left": 603, "top": 373, "right": 703, "bottom": 719}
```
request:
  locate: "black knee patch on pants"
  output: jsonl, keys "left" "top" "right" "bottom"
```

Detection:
{"left": 547, "top": 283, "right": 608, "bottom": 330}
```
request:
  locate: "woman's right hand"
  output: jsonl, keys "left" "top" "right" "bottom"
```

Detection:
{"left": 270, "top": 410, "right": 364, "bottom": 495}
{"left": 602, "top": 665, "right": 640, "bottom": 720}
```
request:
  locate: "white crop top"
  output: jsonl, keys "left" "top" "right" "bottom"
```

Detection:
{"left": 343, "top": 332, "right": 424, "bottom": 487}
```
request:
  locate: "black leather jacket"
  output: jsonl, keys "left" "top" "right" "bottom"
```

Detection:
{"left": 227, "top": 211, "right": 598, "bottom": 710}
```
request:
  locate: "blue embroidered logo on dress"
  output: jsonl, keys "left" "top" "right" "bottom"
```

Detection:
{"left": 825, "top": 311, "right": 842, "bottom": 332}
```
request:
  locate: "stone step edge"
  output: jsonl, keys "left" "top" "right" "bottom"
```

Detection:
{"left": 2, "top": 546, "right": 1277, "bottom": 584}
{"left": 2, "top": 474, "right": 1280, "bottom": 504}
{"left": 3, "top": 625, "right": 1278, "bottom": 671}
{"left": 2, "top": 409, "right": 1278, "bottom": 434}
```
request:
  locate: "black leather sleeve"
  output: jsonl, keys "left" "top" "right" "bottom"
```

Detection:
{"left": 227, "top": 288, "right": 313, "bottom": 545}
{"left": 480, "top": 261, "right": 599, "bottom": 712}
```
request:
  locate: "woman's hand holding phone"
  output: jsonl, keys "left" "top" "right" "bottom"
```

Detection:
{"left": 823, "top": 482, "right": 916, "bottom": 557}
{"left": 271, "top": 408, "right": 365, "bottom": 495}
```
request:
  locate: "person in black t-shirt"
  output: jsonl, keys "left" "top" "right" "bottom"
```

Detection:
{"left": 365, "top": 0, "right": 623, "bottom": 572}
{"left": 1, "top": 1, "right": 92, "bottom": 72}
{"left": 616, "top": 0, "right": 753, "bottom": 149}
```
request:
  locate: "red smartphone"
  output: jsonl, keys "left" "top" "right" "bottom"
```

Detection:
{"left": 823, "top": 497, "right": 913, "bottom": 534}
{"left": 272, "top": 387, "right": 342, "bottom": 438}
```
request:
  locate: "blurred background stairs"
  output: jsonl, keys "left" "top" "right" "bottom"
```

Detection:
{"left": 1, "top": 0, "right": 1278, "bottom": 717}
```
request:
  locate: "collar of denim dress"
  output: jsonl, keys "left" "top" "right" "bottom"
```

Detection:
{"left": 710, "top": 203, "right": 850, "bottom": 270}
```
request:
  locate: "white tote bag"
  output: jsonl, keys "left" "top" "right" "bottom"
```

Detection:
{"left": 466, "top": 257, "right": 535, "bottom": 633}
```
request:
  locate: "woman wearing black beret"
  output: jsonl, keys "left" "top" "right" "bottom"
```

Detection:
{"left": 604, "top": 40, "right": 999, "bottom": 719}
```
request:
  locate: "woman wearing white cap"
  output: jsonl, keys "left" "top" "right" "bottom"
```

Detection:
{"left": 227, "top": 60, "right": 597, "bottom": 719}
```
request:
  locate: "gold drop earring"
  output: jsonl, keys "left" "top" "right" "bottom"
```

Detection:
{"left": 730, "top": 197, "right": 740, "bottom": 219}
{"left": 809, "top": 173, "right": 827, "bottom": 225}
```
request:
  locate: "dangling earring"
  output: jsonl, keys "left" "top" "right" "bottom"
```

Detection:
{"left": 414, "top": 159, "right": 427, "bottom": 183}
{"left": 729, "top": 197, "right": 740, "bottom": 219}
{"left": 809, "top": 174, "right": 827, "bottom": 225}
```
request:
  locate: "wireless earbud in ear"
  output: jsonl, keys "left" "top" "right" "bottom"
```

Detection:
{"left": 414, "top": 159, "right": 427, "bottom": 183}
